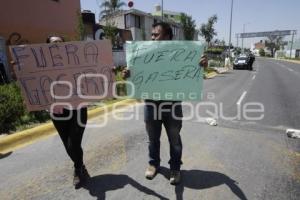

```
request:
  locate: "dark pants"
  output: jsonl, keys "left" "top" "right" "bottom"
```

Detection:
{"left": 0, "top": 63, "right": 8, "bottom": 84}
{"left": 51, "top": 107, "right": 87, "bottom": 169}
{"left": 144, "top": 101, "right": 183, "bottom": 171}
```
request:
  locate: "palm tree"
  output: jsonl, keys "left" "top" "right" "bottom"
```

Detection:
{"left": 99, "top": 0, "right": 126, "bottom": 18}
{"left": 199, "top": 15, "right": 218, "bottom": 47}
{"left": 180, "top": 13, "right": 197, "bottom": 40}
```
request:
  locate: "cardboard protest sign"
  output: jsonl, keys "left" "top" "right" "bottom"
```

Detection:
{"left": 126, "top": 41, "right": 205, "bottom": 101}
{"left": 10, "top": 40, "right": 115, "bottom": 111}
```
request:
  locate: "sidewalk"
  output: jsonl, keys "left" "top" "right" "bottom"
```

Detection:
{"left": 212, "top": 67, "right": 230, "bottom": 74}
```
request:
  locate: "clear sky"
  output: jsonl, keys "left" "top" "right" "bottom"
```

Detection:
{"left": 80, "top": 0, "right": 300, "bottom": 47}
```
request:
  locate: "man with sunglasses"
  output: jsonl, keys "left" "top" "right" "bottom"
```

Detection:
{"left": 123, "top": 22, "right": 207, "bottom": 185}
{"left": 143, "top": 22, "right": 183, "bottom": 185}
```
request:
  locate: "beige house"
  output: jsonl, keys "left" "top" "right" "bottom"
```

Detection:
{"left": 99, "top": 9, "right": 184, "bottom": 41}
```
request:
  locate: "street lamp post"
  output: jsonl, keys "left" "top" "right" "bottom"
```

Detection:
{"left": 241, "top": 24, "right": 246, "bottom": 52}
{"left": 241, "top": 23, "right": 250, "bottom": 53}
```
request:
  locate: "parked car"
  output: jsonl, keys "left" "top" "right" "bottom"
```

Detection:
{"left": 233, "top": 55, "right": 253, "bottom": 70}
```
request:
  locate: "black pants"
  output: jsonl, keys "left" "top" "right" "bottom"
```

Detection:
{"left": 51, "top": 107, "right": 88, "bottom": 169}
{"left": 0, "top": 63, "right": 8, "bottom": 84}
{"left": 144, "top": 101, "right": 183, "bottom": 170}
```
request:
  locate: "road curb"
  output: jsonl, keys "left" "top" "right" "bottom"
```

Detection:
{"left": 265, "top": 57, "right": 300, "bottom": 65}
{"left": 0, "top": 99, "right": 138, "bottom": 154}
{"left": 276, "top": 58, "right": 300, "bottom": 65}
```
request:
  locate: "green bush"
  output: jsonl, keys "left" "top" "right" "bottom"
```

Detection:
{"left": 0, "top": 82, "right": 50, "bottom": 134}
{"left": 205, "top": 48, "right": 224, "bottom": 55}
{"left": 208, "top": 59, "right": 224, "bottom": 68}
{"left": 0, "top": 82, "right": 25, "bottom": 133}
{"left": 259, "top": 48, "right": 265, "bottom": 57}
{"left": 113, "top": 66, "right": 127, "bottom": 96}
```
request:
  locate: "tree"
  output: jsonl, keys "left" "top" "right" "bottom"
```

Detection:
{"left": 199, "top": 15, "right": 218, "bottom": 47}
{"left": 180, "top": 13, "right": 196, "bottom": 40}
{"left": 99, "top": 0, "right": 126, "bottom": 18}
{"left": 212, "top": 38, "right": 226, "bottom": 47}
{"left": 265, "top": 36, "right": 286, "bottom": 57}
{"left": 103, "top": 22, "right": 118, "bottom": 46}
{"left": 234, "top": 47, "right": 241, "bottom": 56}
{"left": 259, "top": 48, "right": 265, "bottom": 57}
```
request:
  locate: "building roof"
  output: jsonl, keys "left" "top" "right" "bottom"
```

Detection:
{"left": 100, "top": 8, "right": 182, "bottom": 27}
{"left": 254, "top": 42, "right": 266, "bottom": 49}
{"left": 153, "top": 10, "right": 181, "bottom": 16}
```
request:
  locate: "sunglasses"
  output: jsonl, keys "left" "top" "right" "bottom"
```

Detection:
{"left": 151, "top": 33, "right": 160, "bottom": 37}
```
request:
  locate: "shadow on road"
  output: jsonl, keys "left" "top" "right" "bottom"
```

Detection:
{"left": 83, "top": 174, "right": 168, "bottom": 200}
{"left": 159, "top": 166, "right": 247, "bottom": 200}
{"left": 0, "top": 152, "right": 12, "bottom": 159}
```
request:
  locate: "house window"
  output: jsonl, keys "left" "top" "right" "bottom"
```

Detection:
{"left": 125, "top": 14, "right": 141, "bottom": 29}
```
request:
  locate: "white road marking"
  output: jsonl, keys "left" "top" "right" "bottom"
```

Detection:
{"left": 237, "top": 91, "right": 247, "bottom": 105}
{"left": 271, "top": 61, "right": 300, "bottom": 76}
{"left": 252, "top": 75, "right": 256, "bottom": 80}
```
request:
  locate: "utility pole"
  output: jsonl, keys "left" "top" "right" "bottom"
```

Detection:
{"left": 236, "top": 34, "right": 239, "bottom": 47}
{"left": 241, "top": 23, "right": 250, "bottom": 53}
{"left": 241, "top": 24, "right": 245, "bottom": 53}
{"left": 228, "top": 0, "right": 233, "bottom": 57}
{"left": 290, "top": 30, "right": 295, "bottom": 58}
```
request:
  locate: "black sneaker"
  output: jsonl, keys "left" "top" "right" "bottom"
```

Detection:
{"left": 73, "top": 165, "right": 90, "bottom": 188}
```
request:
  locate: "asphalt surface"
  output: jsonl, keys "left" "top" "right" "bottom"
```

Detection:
{"left": 0, "top": 57, "right": 299, "bottom": 200}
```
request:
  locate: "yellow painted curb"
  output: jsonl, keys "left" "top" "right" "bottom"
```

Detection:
{"left": 0, "top": 99, "right": 138, "bottom": 154}
{"left": 88, "top": 99, "right": 137, "bottom": 119}
{"left": 205, "top": 71, "right": 218, "bottom": 79}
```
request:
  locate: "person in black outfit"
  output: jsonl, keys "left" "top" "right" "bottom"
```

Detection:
{"left": 0, "top": 62, "right": 8, "bottom": 84}
{"left": 47, "top": 35, "right": 89, "bottom": 188}
{"left": 248, "top": 53, "right": 255, "bottom": 70}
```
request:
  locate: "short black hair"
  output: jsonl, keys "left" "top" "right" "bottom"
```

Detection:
{"left": 152, "top": 22, "right": 173, "bottom": 40}
{"left": 46, "top": 35, "right": 65, "bottom": 43}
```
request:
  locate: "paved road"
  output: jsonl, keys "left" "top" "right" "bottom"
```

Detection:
{"left": 0, "top": 57, "right": 299, "bottom": 200}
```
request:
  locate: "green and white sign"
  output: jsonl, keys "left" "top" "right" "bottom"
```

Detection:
{"left": 126, "top": 41, "right": 205, "bottom": 101}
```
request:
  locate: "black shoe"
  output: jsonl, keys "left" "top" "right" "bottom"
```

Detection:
{"left": 73, "top": 165, "right": 90, "bottom": 188}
